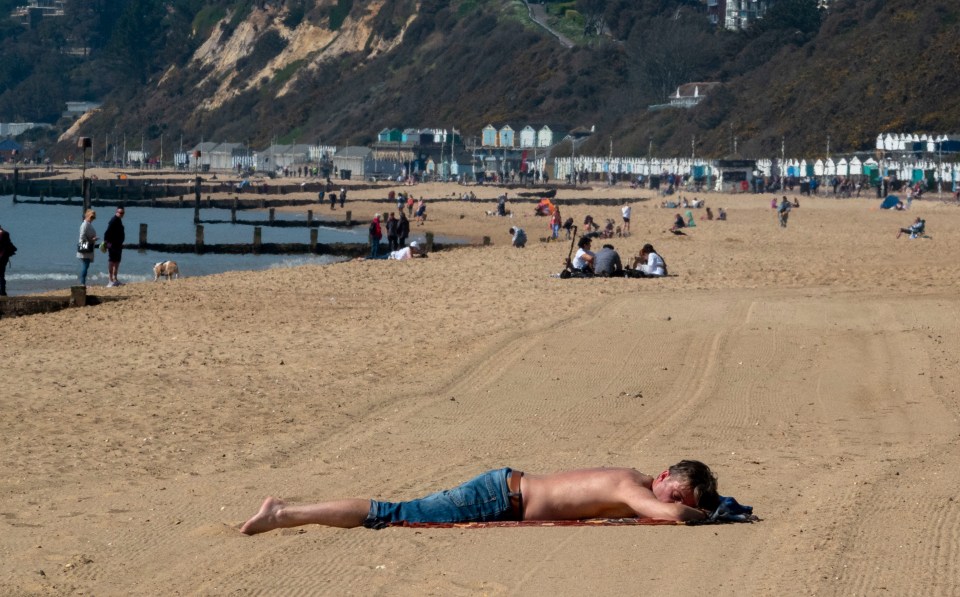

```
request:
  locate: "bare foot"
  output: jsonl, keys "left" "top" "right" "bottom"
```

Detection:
{"left": 241, "top": 496, "right": 285, "bottom": 535}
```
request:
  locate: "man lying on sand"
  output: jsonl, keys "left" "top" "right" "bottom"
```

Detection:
{"left": 241, "top": 460, "right": 719, "bottom": 534}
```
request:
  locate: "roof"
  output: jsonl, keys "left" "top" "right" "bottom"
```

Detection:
{"left": 0, "top": 139, "right": 23, "bottom": 151}
{"left": 334, "top": 146, "right": 373, "bottom": 158}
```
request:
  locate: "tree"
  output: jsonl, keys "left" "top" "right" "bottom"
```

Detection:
{"left": 577, "top": 0, "right": 607, "bottom": 37}
{"left": 108, "top": 0, "right": 166, "bottom": 83}
{"left": 758, "top": 0, "right": 822, "bottom": 36}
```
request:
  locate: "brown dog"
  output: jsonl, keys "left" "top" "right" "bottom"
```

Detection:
{"left": 153, "top": 260, "right": 179, "bottom": 281}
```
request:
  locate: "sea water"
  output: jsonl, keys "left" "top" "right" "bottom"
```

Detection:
{"left": 0, "top": 196, "right": 375, "bottom": 296}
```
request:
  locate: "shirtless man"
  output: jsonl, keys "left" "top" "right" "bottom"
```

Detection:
{"left": 240, "top": 460, "right": 719, "bottom": 534}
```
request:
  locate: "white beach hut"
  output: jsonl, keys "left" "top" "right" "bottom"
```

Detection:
{"left": 849, "top": 156, "right": 862, "bottom": 175}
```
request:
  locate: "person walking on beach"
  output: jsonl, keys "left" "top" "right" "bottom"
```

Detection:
{"left": 77, "top": 209, "right": 98, "bottom": 286}
{"left": 240, "top": 460, "right": 721, "bottom": 534}
{"left": 621, "top": 204, "right": 632, "bottom": 236}
{"left": 0, "top": 223, "right": 16, "bottom": 296}
{"left": 415, "top": 198, "right": 427, "bottom": 225}
{"left": 397, "top": 212, "right": 410, "bottom": 248}
{"left": 339, "top": 188, "right": 346, "bottom": 208}
{"left": 368, "top": 213, "right": 383, "bottom": 258}
{"left": 103, "top": 207, "right": 126, "bottom": 287}
{"left": 777, "top": 196, "right": 792, "bottom": 228}
{"left": 550, "top": 208, "right": 562, "bottom": 240}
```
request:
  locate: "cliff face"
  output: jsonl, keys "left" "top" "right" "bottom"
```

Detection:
{"left": 7, "top": 0, "right": 960, "bottom": 158}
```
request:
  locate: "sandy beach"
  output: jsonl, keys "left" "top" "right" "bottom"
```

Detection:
{"left": 2, "top": 175, "right": 960, "bottom": 595}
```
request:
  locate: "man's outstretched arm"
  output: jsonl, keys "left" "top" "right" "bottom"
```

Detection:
{"left": 622, "top": 489, "right": 708, "bottom": 522}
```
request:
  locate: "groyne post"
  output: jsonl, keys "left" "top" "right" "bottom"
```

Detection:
{"left": 253, "top": 226, "right": 262, "bottom": 253}
{"left": 69, "top": 286, "right": 87, "bottom": 307}
{"left": 310, "top": 228, "right": 318, "bottom": 253}
{"left": 11, "top": 167, "right": 18, "bottom": 202}
{"left": 426, "top": 231, "right": 434, "bottom": 252}
{"left": 195, "top": 224, "right": 204, "bottom": 254}
{"left": 139, "top": 223, "right": 148, "bottom": 249}
{"left": 193, "top": 176, "right": 201, "bottom": 224}
{"left": 345, "top": 210, "right": 351, "bottom": 225}
{"left": 307, "top": 209, "right": 313, "bottom": 224}
{"left": 269, "top": 207, "right": 275, "bottom": 222}
{"left": 483, "top": 236, "right": 491, "bottom": 246}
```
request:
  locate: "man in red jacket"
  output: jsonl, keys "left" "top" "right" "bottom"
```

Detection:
{"left": 368, "top": 213, "right": 383, "bottom": 258}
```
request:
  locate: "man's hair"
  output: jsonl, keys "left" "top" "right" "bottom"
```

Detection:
{"left": 578, "top": 237, "right": 592, "bottom": 248}
{"left": 669, "top": 460, "right": 719, "bottom": 511}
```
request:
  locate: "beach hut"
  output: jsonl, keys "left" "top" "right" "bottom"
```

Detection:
{"left": 498, "top": 125, "right": 515, "bottom": 148}
{"left": 481, "top": 125, "right": 497, "bottom": 147}
{"left": 519, "top": 126, "right": 537, "bottom": 148}
{"left": 836, "top": 158, "right": 848, "bottom": 177}
{"left": 824, "top": 159, "right": 835, "bottom": 176}
{"left": 188, "top": 142, "right": 219, "bottom": 170}
{"left": 207, "top": 143, "right": 247, "bottom": 170}
{"left": 537, "top": 125, "right": 565, "bottom": 148}
{"left": 849, "top": 156, "right": 863, "bottom": 176}
{"left": 378, "top": 128, "right": 401, "bottom": 143}
{"left": 331, "top": 146, "right": 375, "bottom": 179}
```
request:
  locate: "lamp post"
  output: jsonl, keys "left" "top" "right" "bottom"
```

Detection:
{"left": 781, "top": 136, "right": 786, "bottom": 192}
{"left": 78, "top": 136, "right": 91, "bottom": 213}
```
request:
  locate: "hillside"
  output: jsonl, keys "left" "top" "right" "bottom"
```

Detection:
{"left": 1, "top": 0, "right": 959, "bottom": 159}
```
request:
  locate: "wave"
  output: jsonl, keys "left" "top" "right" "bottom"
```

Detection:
{"left": 7, "top": 272, "right": 153, "bottom": 283}
{"left": 266, "top": 255, "right": 347, "bottom": 269}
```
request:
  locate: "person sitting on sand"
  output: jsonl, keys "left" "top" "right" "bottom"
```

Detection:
{"left": 583, "top": 214, "right": 600, "bottom": 233}
{"left": 593, "top": 243, "right": 623, "bottom": 277}
{"left": 570, "top": 236, "right": 595, "bottom": 274}
{"left": 897, "top": 217, "right": 925, "bottom": 239}
{"left": 718, "top": 207, "right": 727, "bottom": 221}
{"left": 240, "top": 460, "right": 721, "bottom": 534}
{"left": 509, "top": 227, "right": 527, "bottom": 248}
{"left": 629, "top": 243, "right": 667, "bottom": 277}
{"left": 671, "top": 213, "right": 685, "bottom": 232}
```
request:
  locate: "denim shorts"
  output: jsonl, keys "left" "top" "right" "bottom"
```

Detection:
{"left": 363, "top": 468, "right": 515, "bottom": 529}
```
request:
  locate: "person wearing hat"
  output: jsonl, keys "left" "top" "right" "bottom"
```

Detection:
{"left": 387, "top": 240, "right": 427, "bottom": 260}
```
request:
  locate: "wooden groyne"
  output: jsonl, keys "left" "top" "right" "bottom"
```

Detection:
{"left": 0, "top": 286, "right": 118, "bottom": 319}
